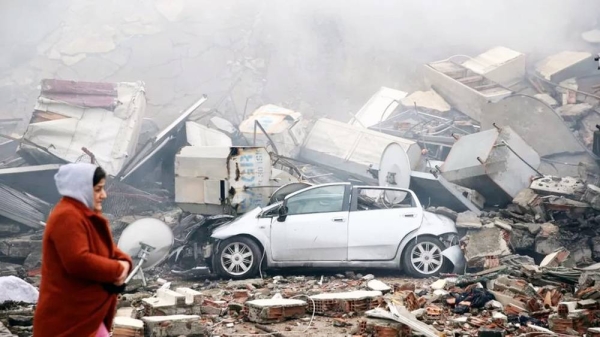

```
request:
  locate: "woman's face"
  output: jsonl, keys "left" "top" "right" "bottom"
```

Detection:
{"left": 93, "top": 178, "right": 107, "bottom": 212}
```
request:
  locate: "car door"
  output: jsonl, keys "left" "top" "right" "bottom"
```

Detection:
{"left": 270, "top": 184, "right": 350, "bottom": 261}
{"left": 347, "top": 187, "right": 422, "bottom": 261}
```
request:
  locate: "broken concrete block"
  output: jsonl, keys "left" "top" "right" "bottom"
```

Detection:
{"left": 530, "top": 176, "right": 586, "bottom": 198}
{"left": 0, "top": 262, "right": 24, "bottom": 278}
{"left": 113, "top": 317, "right": 144, "bottom": 337}
{"left": 540, "top": 248, "right": 570, "bottom": 268}
{"left": 0, "top": 238, "right": 42, "bottom": 259}
{"left": 512, "top": 189, "right": 537, "bottom": 211}
{"left": 567, "top": 239, "right": 593, "bottom": 266}
{"left": 535, "top": 51, "right": 593, "bottom": 83}
{"left": 583, "top": 184, "right": 600, "bottom": 211}
{"left": 494, "top": 219, "right": 512, "bottom": 232}
{"left": 363, "top": 317, "right": 409, "bottom": 337}
{"left": 201, "top": 299, "right": 227, "bottom": 316}
{"left": 174, "top": 287, "right": 203, "bottom": 306}
{"left": 453, "top": 185, "right": 486, "bottom": 209}
{"left": 367, "top": 280, "right": 392, "bottom": 293}
{"left": 245, "top": 299, "right": 307, "bottom": 323}
{"left": 510, "top": 229, "right": 535, "bottom": 251}
{"left": 456, "top": 211, "right": 482, "bottom": 229}
{"left": 400, "top": 90, "right": 451, "bottom": 114}
{"left": 430, "top": 279, "right": 447, "bottom": 290}
{"left": 310, "top": 291, "right": 383, "bottom": 315}
{"left": 558, "top": 103, "right": 593, "bottom": 123}
{"left": 463, "top": 227, "right": 511, "bottom": 268}
{"left": 142, "top": 288, "right": 199, "bottom": 316}
{"left": 592, "top": 237, "right": 600, "bottom": 261}
{"left": 535, "top": 223, "right": 562, "bottom": 255}
{"left": 142, "top": 315, "right": 206, "bottom": 337}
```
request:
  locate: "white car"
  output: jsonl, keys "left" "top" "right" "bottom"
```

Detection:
{"left": 209, "top": 183, "right": 465, "bottom": 279}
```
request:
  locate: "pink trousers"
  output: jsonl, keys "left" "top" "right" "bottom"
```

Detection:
{"left": 96, "top": 323, "right": 110, "bottom": 337}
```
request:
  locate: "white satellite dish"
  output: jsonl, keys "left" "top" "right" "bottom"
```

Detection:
{"left": 378, "top": 142, "right": 412, "bottom": 204}
{"left": 117, "top": 218, "right": 174, "bottom": 286}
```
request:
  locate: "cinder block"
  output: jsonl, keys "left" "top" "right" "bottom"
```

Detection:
{"left": 309, "top": 291, "right": 383, "bottom": 315}
{"left": 245, "top": 299, "right": 307, "bottom": 324}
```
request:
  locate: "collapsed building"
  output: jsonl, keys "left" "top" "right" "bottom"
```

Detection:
{"left": 2, "top": 46, "right": 600, "bottom": 336}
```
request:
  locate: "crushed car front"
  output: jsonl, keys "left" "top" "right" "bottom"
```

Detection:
{"left": 417, "top": 211, "right": 465, "bottom": 274}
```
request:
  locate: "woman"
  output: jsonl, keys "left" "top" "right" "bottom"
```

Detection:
{"left": 33, "top": 163, "right": 132, "bottom": 337}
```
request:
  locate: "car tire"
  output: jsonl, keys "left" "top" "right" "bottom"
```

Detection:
{"left": 402, "top": 237, "right": 447, "bottom": 278}
{"left": 215, "top": 236, "right": 261, "bottom": 280}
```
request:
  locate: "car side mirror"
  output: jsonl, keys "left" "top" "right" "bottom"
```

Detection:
{"left": 277, "top": 204, "right": 288, "bottom": 222}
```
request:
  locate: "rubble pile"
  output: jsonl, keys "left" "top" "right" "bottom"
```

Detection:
{"left": 2, "top": 39, "right": 600, "bottom": 336}
{"left": 4, "top": 265, "right": 600, "bottom": 337}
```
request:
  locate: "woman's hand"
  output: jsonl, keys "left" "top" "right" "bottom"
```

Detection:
{"left": 114, "top": 260, "right": 130, "bottom": 286}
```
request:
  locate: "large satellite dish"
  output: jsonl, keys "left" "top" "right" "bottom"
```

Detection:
{"left": 117, "top": 218, "right": 174, "bottom": 285}
{"left": 378, "top": 142, "right": 412, "bottom": 204}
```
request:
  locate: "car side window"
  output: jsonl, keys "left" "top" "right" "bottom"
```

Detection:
{"left": 355, "top": 188, "right": 415, "bottom": 211}
{"left": 286, "top": 185, "right": 345, "bottom": 215}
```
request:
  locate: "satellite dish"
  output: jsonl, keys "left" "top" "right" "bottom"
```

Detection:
{"left": 269, "top": 182, "right": 312, "bottom": 205}
{"left": 117, "top": 218, "right": 174, "bottom": 285}
{"left": 378, "top": 142, "right": 412, "bottom": 204}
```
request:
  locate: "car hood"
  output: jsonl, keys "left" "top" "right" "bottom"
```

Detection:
{"left": 422, "top": 211, "right": 458, "bottom": 232}
{"left": 210, "top": 206, "right": 263, "bottom": 238}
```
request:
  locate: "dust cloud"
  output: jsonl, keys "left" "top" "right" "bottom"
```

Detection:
{"left": 0, "top": 0, "right": 599, "bottom": 129}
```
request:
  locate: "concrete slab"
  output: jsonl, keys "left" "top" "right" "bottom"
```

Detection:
{"left": 535, "top": 51, "right": 593, "bottom": 83}
{"left": 481, "top": 94, "right": 597, "bottom": 177}
{"left": 400, "top": 90, "right": 451, "bottom": 113}
{"left": 463, "top": 227, "right": 511, "bottom": 267}
{"left": 440, "top": 126, "right": 541, "bottom": 206}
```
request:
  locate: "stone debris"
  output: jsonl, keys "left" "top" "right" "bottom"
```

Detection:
{"left": 245, "top": 299, "right": 307, "bottom": 323}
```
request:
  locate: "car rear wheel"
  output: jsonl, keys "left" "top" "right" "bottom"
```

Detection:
{"left": 402, "top": 237, "right": 446, "bottom": 278}
{"left": 215, "top": 237, "right": 261, "bottom": 280}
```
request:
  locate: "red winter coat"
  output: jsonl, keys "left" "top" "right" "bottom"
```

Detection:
{"left": 33, "top": 197, "right": 133, "bottom": 337}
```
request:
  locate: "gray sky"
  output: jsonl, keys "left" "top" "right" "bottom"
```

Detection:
{"left": 1, "top": 0, "right": 599, "bottom": 130}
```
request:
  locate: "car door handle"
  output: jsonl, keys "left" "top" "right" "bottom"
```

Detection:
{"left": 331, "top": 217, "right": 345, "bottom": 222}
{"left": 403, "top": 214, "right": 415, "bottom": 218}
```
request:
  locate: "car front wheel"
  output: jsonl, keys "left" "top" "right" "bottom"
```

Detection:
{"left": 215, "top": 237, "right": 261, "bottom": 280}
{"left": 402, "top": 237, "right": 447, "bottom": 278}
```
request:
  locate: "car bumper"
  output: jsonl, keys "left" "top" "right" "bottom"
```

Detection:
{"left": 442, "top": 245, "right": 466, "bottom": 274}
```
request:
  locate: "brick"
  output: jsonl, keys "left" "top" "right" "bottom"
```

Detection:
{"left": 201, "top": 299, "right": 227, "bottom": 316}
{"left": 309, "top": 291, "right": 383, "bottom": 316}
{"left": 142, "top": 315, "right": 208, "bottom": 337}
{"left": 245, "top": 299, "right": 307, "bottom": 324}
{"left": 364, "top": 318, "right": 409, "bottom": 337}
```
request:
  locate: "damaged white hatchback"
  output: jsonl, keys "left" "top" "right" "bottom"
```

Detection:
{"left": 208, "top": 183, "right": 465, "bottom": 279}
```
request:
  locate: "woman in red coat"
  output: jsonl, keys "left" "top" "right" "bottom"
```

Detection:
{"left": 33, "top": 163, "right": 133, "bottom": 337}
